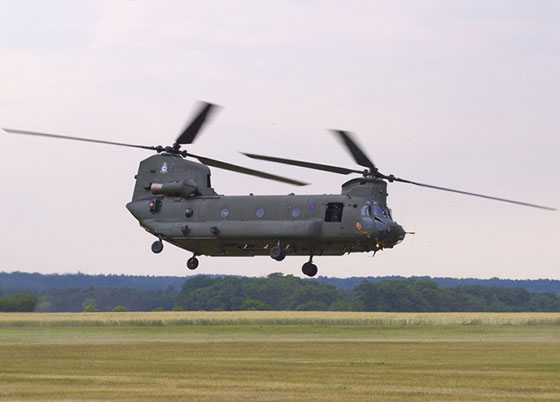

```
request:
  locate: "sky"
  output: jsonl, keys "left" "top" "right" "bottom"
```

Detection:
{"left": 1, "top": 1, "right": 559, "bottom": 279}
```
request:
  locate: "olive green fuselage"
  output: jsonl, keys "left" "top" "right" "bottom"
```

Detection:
{"left": 126, "top": 154, "right": 405, "bottom": 258}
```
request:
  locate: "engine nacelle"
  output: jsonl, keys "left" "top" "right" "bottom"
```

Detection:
{"left": 151, "top": 179, "right": 198, "bottom": 198}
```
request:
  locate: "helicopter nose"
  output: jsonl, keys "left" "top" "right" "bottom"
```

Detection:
{"left": 393, "top": 223, "right": 406, "bottom": 242}
{"left": 388, "top": 223, "right": 406, "bottom": 246}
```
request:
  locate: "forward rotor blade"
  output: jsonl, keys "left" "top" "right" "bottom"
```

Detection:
{"left": 3, "top": 128, "right": 157, "bottom": 151}
{"left": 332, "top": 130, "right": 377, "bottom": 171}
{"left": 189, "top": 153, "right": 308, "bottom": 186}
{"left": 175, "top": 102, "right": 219, "bottom": 145}
{"left": 242, "top": 152, "right": 362, "bottom": 175}
{"left": 389, "top": 175, "right": 556, "bottom": 211}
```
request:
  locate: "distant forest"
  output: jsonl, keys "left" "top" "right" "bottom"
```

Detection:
{"left": 1, "top": 272, "right": 560, "bottom": 313}
{"left": 175, "top": 274, "right": 560, "bottom": 312}
{"left": 2, "top": 271, "right": 560, "bottom": 294}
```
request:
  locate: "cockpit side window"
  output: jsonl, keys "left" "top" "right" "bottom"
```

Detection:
{"left": 386, "top": 207, "right": 393, "bottom": 220}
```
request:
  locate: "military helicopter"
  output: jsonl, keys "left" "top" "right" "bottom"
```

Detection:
{"left": 3, "top": 102, "right": 556, "bottom": 277}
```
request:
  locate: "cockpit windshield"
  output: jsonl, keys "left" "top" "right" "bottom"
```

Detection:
{"left": 363, "top": 200, "right": 393, "bottom": 221}
{"left": 373, "top": 204, "right": 385, "bottom": 218}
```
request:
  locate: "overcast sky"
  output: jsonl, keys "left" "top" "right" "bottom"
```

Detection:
{"left": 1, "top": 1, "right": 558, "bottom": 279}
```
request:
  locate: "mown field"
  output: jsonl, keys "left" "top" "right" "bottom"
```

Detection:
{"left": 1, "top": 312, "right": 559, "bottom": 401}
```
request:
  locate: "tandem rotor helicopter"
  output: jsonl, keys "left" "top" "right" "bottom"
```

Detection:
{"left": 4, "top": 102, "right": 556, "bottom": 277}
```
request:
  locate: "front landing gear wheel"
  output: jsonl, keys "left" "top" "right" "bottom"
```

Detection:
{"left": 151, "top": 240, "right": 163, "bottom": 254}
{"left": 302, "top": 262, "right": 318, "bottom": 277}
{"left": 187, "top": 256, "right": 199, "bottom": 270}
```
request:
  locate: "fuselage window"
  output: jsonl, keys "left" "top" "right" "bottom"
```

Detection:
{"left": 291, "top": 207, "right": 302, "bottom": 218}
{"left": 220, "top": 208, "right": 230, "bottom": 218}
{"left": 256, "top": 207, "right": 265, "bottom": 218}
{"left": 325, "top": 203, "right": 344, "bottom": 222}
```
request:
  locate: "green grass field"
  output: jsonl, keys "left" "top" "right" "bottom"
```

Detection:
{"left": 1, "top": 312, "right": 559, "bottom": 401}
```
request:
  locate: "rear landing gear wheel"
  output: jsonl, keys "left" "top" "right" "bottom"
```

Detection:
{"left": 187, "top": 256, "right": 199, "bottom": 270}
{"left": 151, "top": 240, "right": 163, "bottom": 254}
{"left": 269, "top": 245, "right": 286, "bottom": 261}
{"left": 302, "top": 262, "right": 318, "bottom": 277}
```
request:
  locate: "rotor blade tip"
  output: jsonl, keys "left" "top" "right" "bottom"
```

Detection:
{"left": 198, "top": 101, "right": 222, "bottom": 110}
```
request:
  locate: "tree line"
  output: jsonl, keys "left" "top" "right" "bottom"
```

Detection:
{"left": 0, "top": 288, "right": 178, "bottom": 312}
{"left": 175, "top": 274, "right": 560, "bottom": 312}
{"left": 0, "top": 294, "right": 38, "bottom": 312}
{"left": 3, "top": 271, "right": 560, "bottom": 295}
{"left": 319, "top": 276, "right": 560, "bottom": 295}
{"left": 352, "top": 279, "right": 560, "bottom": 312}
{"left": 0, "top": 272, "right": 185, "bottom": 292}
{"left": 2, "top": 274, "right": 560, "bottom": 312}
{"left": 36, "top": 288, "right": 178, "bottom": 312}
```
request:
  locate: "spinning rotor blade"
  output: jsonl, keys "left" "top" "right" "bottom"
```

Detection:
{"left": 189, "top": 153, "right": 308, "bottom": 186}
{"left": 386, "top": 174, "right": 557, "bottom": 211}
{"left": 175, "top": 102, "right": 219, "bottom": 145}
{"left": 332, "top": 130, "right": 377, "bottom": 172}
{"left": 3, "top": 128, "right": 158, "bottom": 151}
{"left": 242, "top": 152, "right": 362, "bottom": 175}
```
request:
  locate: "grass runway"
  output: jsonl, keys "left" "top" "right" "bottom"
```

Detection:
{"left": 1, "top": 312, "right": 559, "bottom": 401}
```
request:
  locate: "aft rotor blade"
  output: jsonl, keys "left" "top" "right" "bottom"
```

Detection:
{"left": 175, "top": 102, "right": 219, "bottom": 145}
{"left": 332, "top": 130, "right": 377, "bottom": 171}
{"left": 389, "top": 175, "right": 556, "bottom": 211}
{"left": 3, "top": 128, "right": 158, "bottom": 151}
{"left": 189, "top": 153, "right": 309, "bottom": 186}
{"left": 242, "top": 152, "right": 362, "bottom": 175}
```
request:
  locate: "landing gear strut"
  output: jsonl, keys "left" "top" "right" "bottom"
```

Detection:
{"left": 187, "top": 255, "right": 199, "bottom": 270}
{"left": 269, "top": 245, "right": 286, "bottom": 261}
{"left": 302, "top": 257, "right": 318, "bottom": 277}
{"left": 151, "top": 239, "right": 164, "bottom": 254}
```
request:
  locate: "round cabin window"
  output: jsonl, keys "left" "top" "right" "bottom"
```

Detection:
{"left": 291, "top": 207, "right": 301, "bottom": 218}
{"left": 220, "top": 208, "right": 229, "bottom": 218}
{"left": 256, "top": 208, "right": 265, "bottom": 218}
